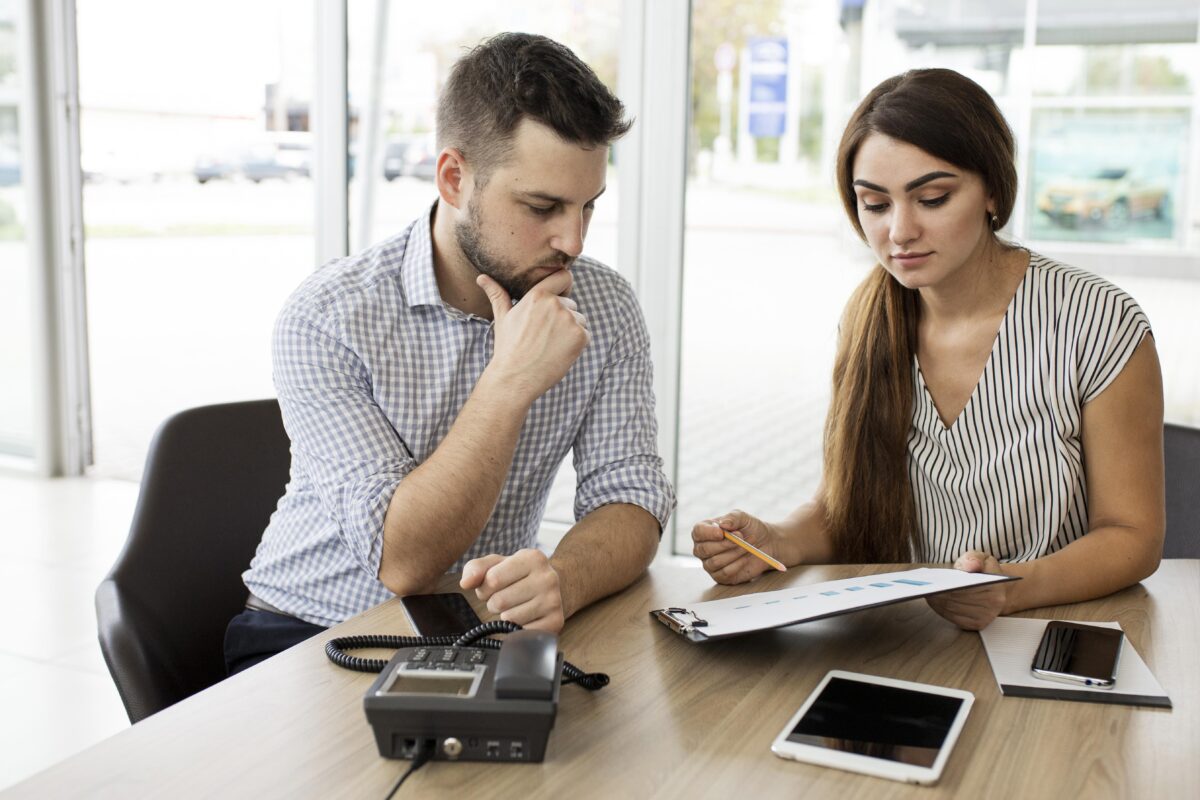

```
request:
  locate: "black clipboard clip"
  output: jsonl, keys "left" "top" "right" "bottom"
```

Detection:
{"left": 652, "top": 607, "right": 709, "bottom": 635}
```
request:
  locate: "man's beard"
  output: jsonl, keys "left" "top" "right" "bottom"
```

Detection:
{"left": 454, "top": 198, "right": 573, "bottom": 301}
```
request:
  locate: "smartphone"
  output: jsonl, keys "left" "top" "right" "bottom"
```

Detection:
{"left": 1030, "top": 621, "right": 1123, "bottom": 689}
{"left": 399, "top": 593, "right": 484, "bottom": 637}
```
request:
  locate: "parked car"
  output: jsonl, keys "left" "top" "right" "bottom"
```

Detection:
{"left": 193, "top": 152, "right": 238, "bottom": 184}
{"left": 1037, "top": 168, "right": 1169, "bottom": 227}
{"left": 242, "top": 134, "right": 312, "bottom": 182}
{"left": 194, "top": 133, "right": 313, "bottom": 184}
{"left": 384, "top": 135, "right": 436, "bottom": 181}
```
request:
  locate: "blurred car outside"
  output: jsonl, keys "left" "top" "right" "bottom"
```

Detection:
{"left": 193, "top": 151, "right": 238, "bottom": 184}
{"left": 1037, "top": 168, "right": 1169, "bottom": 228}
{"left": 193, "top": 132, "right": 312, "bottom": 184}
{"left": 383, "top": 134, "right": 436, "bottom": 181}
{"left": 241, "top": 132, "right": 312, "bottom": 182}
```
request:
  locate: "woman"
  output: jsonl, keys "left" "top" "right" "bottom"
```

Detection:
{"left": 692, "top": 69, "right": 1164, "bottom": 630}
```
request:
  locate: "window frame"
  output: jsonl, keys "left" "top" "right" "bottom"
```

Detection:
{"left": 15, "top": 0, "right": 91, "bottom": 476}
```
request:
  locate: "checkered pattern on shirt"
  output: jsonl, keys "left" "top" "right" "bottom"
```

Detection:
{"left": 244, "top": 206, "right": 676, "bottom": 627}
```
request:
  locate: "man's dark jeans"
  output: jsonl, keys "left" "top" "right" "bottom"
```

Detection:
{"left": 224, "top": 608, "right": 327, "bottom": 675}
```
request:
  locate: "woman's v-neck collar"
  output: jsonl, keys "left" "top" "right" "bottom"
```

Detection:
{"left": 913, "top": 252, "right": 1034, "bottom": 434}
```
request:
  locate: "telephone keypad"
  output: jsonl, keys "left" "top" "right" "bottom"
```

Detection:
{"left": 408, "top": 647, "right": 490, "bottom": 669}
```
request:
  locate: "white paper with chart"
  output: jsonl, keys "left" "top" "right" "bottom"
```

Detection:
{"left": 651, "top": 567, "right": 1016, "bottom": 642}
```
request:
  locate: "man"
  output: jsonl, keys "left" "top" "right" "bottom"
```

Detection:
{"left": 224, "top": 32, "right": 675, "bottom": 673}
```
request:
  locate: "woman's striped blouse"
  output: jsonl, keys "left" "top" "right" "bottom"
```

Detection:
{"left": 908, "top": 252, "right": 1151, "bottom": 563}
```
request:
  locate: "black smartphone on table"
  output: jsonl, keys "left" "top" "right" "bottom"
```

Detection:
{"left": 1030, "top": 621, "right": 1124, "bottom": 689}
{"left": 399, "top": 592, "right": 484, "bottom": 637}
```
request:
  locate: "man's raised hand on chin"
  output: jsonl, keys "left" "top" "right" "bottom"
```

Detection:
{"left": 476, "top": 269, "right": 589, "bottom": 405}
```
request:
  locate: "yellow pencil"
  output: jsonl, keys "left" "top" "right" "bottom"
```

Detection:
{"left": 722, "top": 530, "right": 787, "bottom": 572}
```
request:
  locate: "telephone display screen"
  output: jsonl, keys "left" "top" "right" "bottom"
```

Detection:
{"left": 385, "top": 674, "right": 475, "bottom": 696}
{"left": 785, "top": 677, "right": 964, "bottom": 767}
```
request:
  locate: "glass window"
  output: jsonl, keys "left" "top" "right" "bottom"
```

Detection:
{"left": 0, "top": 0, "right": 33, "bottom": 458}
{"left": 346, "top": 2, "right": 622, "bottom": 539}
{"left": 347, "top": 1, "right": 620, "bottom": 266}
{"left": 675, "top": 0, "right": 1200, "bottom": 554}
{"left": 1027, "top": 108, "right": 1186, "bottom": 243}
{"left": 863, "top": 0, "right": 1028, "bottom": 98}
{"left": 1028, "top": 0, "right": 1196, "bottom": 248}
{"left": 1032, "top": 43, "right": 1194, "bottom": 98}
{"left": 76, "top": 0, "right": 316, "bottom": 477}
{"left": 1032, "top": 2, "right": 1200, "bottom": 428}
{"left": 675, "top": 0, "right": 864, "bottom": 552}
{"left": 1035, "top": 0, "right": 1198, "bottom": 47}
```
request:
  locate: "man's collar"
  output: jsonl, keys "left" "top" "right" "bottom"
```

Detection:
{"left": 401, "top": 201, "right": 443, "bottom": 309}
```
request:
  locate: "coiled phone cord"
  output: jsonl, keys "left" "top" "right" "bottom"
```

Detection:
{"left": 325, "top": 619, "right": 610, "bottom": 691}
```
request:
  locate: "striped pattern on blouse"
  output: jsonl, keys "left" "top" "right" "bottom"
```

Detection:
{"left": 908, "top": 252, "right": 1151, "bottom": 564}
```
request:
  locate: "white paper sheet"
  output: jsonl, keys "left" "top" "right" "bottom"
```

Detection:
{"left": 978, "top": 617, "right": 1170, "bottom": 707}
{"left": 656, "top": 567, "right": 1013, "bottom": 639}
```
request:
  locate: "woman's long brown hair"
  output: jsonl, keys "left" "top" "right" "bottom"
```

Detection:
{"left": 825, "top": 69, "right": 1017, "bottom": 562}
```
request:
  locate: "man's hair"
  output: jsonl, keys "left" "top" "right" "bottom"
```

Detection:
{"left": 437, "top": 32, "right": 631, "bottom": 181}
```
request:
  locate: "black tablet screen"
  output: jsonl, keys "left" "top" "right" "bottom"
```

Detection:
{"left": 786, "top": 677, "right": 964, "bottom": 767}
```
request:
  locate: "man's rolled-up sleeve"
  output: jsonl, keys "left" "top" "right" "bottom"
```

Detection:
{"left": 274, "top": 308, "right": 414, "bottom": 578}
{"left": 571, "top": 301, "right": 677, "bottom": 531}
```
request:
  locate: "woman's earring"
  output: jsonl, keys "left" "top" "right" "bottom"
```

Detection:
{"left": 990, "top": 213, "right": 1000, "bottom": 230}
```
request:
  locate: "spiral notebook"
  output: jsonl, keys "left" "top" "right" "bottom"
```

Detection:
{"left": 651, "top": 567, "right": 1017, "bottom": 642}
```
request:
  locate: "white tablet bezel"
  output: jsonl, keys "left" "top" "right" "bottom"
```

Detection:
{"left": 770, "top": 670, "right": 974, "bottom": 785}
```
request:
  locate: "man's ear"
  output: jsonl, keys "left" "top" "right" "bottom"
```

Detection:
{"left": 436, "top": 147, "right": 468, "bottom": 210}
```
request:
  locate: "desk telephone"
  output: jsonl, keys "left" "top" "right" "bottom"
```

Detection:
{"left": 326, "top": 617, "right": 608, "bottom": 765}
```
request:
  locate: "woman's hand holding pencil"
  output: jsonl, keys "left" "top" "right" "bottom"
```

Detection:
{"left": 691, "top": 510, "right": 788, "bottom": 586}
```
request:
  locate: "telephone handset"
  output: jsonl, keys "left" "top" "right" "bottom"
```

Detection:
{"left": 493, "top": 629, "right": 558, "bottom": 700}
{"left": 326, "top": 620, "right": 607, "bottom": 763}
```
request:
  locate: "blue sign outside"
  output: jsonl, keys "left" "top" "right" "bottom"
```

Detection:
{"left": 747, "top": 37, "right": 788, "bottom": 139}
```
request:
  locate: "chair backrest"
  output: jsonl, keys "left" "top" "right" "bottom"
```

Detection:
{"left": 1164, "top": 422, "right": 1200, "bottom": 559}
{"left": 95, "top": 399, "right": 291, "bottom": 723}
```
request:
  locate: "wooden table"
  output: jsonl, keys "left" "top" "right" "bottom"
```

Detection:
{"left": 8, "top": 562, "right": 1198, "bottom": 799}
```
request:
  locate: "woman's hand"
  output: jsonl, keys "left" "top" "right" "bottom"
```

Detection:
{"left": 692, "top": 510, "right": 783, "bottom": 585}
{"left": 925, "top": 550, "right": 1011, "bottom": 630}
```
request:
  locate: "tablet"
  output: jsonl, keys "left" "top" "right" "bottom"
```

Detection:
{"left": 770, "top": 670, "right": 974, "bottom": 785}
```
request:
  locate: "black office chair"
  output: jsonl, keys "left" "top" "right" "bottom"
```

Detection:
{"left": 95, "top": 399, "right": 291, "bottom": 723}
{"left": 1164, "top": 422, "right": 1200, "bottom": 559}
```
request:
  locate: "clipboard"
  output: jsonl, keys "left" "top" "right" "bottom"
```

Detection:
{"left": 651, "top": 568, "right": 1019, "bottom": 642}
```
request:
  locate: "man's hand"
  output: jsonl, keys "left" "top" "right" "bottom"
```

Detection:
{"left": 925, "top": 550, "right": 1011, "bottom": 630}
{"left": 478, "top": 270, "right": 589, "bottom": 404}
{"left": 460, "top": 549, "right": 565, "bottom": 632}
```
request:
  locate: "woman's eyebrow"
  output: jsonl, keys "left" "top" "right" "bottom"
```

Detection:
{"left": 904, "top": 171, "right": 957, "bottom": 191}
{"left": 852, "top": 171, "right": 958, "bottom": 195}
{"left": 852, "top": 178, "right": 888, "bottom": 193}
